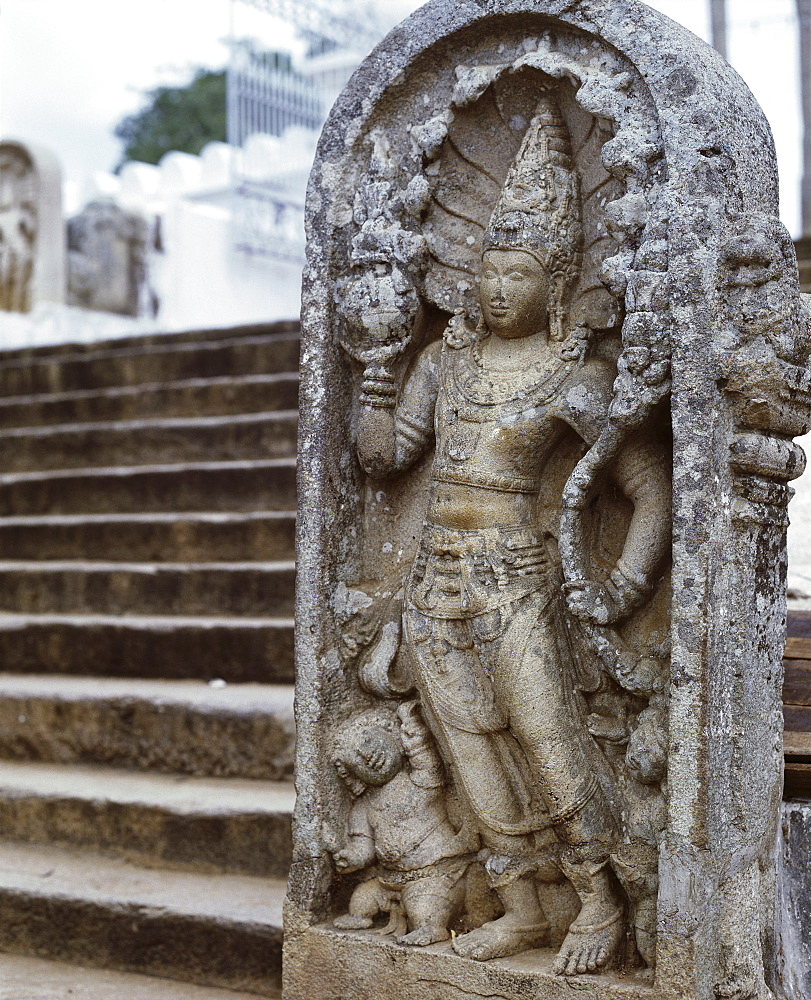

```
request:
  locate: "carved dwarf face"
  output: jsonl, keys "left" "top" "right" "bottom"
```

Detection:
{"left": 334, "top": 723, "right": 404, "bottom": 788}
{"left": 479, "top": 249, "right": 550, "bottom": 339}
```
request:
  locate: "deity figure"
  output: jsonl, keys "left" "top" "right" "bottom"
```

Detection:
{"left": 348, "top": 94, "right": 670, "bottom": 975}
{"left": 348, "top": 91, "right": 671, "bottom": 977}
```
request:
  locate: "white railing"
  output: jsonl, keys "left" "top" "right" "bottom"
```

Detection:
{"left": 227, "top": 42, "right": 324, "bottom": 149}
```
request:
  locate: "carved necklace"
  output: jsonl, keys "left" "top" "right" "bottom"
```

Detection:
{"left": 455, "top": 334, "right": 576, "bottom": 406}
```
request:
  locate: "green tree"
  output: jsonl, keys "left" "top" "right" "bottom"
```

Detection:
{"left": 114, "top": 68, "right": 227, "bottom": 170}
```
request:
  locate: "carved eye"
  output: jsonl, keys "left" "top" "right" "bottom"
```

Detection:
{"left": 508, "top": 271, "right": 528, "bottom": 281}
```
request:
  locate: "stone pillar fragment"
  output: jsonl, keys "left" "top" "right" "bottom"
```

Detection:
{"left": 287, "top": 3, "right": 811, "bottom": 998}
{"left": 67, "top": 199, "right": 155, "bottom": 317}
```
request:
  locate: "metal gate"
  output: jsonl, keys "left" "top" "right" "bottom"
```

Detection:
{"left": 227, "top": 0, "right": 383, "bottom": 262}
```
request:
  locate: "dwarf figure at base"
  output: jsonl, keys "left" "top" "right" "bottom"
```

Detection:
{"left": 330, "top": 701, "right": 478, "bottom": 946}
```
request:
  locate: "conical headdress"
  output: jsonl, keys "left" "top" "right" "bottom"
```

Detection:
{"left": 484, "top": 90, "right": 583, "bottom": 288}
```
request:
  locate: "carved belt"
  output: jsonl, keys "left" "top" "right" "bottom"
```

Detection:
{"left": 432, "top": 466, "right": 542, "bottom": 493}
{"left": 408, "top": 522, "right": 550, "bottom": 618}
{"left": 376, "top": 854, "right": 474, "bottom": 887}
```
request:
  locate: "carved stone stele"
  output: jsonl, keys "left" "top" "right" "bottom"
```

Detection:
{"left": 286, "top": 2, "right": 811, "bottom": 998}
{"left": 0, "top": 139, "right": 64, "bottom": 313}
{"left": 67, "top": 199, "right": 154, "bottom": 317}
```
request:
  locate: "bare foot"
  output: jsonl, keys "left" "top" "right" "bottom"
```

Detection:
{"left": 452, "top": 914, "right": 549, "bottom": 961}
{"left": 553, "top": 907, "right": 623, "bottom": 976}
{"left": 397, "top": 925, "right": 450, "bottom": 947}
{"left": 334, "top": 914, "right": 374, "bottom": 930}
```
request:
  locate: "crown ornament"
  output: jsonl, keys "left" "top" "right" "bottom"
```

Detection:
{"left": 483, "top": 89, "right": 584, "bottom": 342}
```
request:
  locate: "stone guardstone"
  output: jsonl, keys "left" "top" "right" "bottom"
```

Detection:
{"left": 67, "top": 198, "right": 155, "bottom": 317}
{"left": 286, "top": 2, "right": 811, "bottom": 997}
{"left": 0, "top": 138, "right": 65, "bottom": 312}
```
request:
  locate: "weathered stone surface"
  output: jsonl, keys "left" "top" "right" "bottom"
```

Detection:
{"left": 0, "top": 559, "right": 295, "bottom": 616}
{"left": 0, "top": 139, "right": 64, "bottom": 312}
{"left": 0, "top": 457, "right": 297, "bottom": 515}
{"left": 0, "top": 511, "right": 296, "bottom": 562}
{"left": 67, "top": 198, "right": 155, "bottom": 317}
{"left": 0, "top": 840, "right": 285, "bottom": 993}
{"left": 0, "top": 762, "right": 293, "bottom": 877}
{"left": 0, "top": 330, "right": 300, "bottom": 396}
{"left": 0, "top": 613, "right": 294, "bottom": 681}
{"left": 288, "top": 1, "right": 811, "bottom": 998}
{"left": 0, "top": 411, "right": 298, "bottom": 471}
{"left": 0, "top": 676, "right": 295, "bottom": 779}
{"left": 0, "top": 954, "right": 273, "bottom": 1000}
{"left": 776, "top": 802, "right": 811, "bottom": 998}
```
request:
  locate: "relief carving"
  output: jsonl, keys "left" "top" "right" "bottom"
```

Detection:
{"left": 333, "top": 63, "right": 672, "bottom": 980}
{"left": 329, "top": 703, "right": 477, "bottom": 946}
{"left": 716, "top": 214, "right": 811, "bottom": 522}
{"left": 0, "top": 139, "right": 63, "bottom": 313}
{"left": 0, "top": 144, "right": 37, "bottom": 312}
{"left": 291, "top": 4, "right": 809, "bottom": 998}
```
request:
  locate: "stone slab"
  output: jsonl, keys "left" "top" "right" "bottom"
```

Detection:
{"left": 0, "top": 761, "right": 293, "bottom": 876}
{"left": 0, "top": 841, "right": 284, "bottom": 993}
{"left": 0, "top": 458, "right": 297, "bottom": 515}
{"left": 0, "top": 320, "right": 298, "bottom": 363}
{"left": 0, "top": 512, "right": 296, "bottom": 562}
{"left": 0, "top": 333, "right": 301, "bottom": 397}
{"left": 0, "top": 373, "right": 299, "bottom": 429}
{"left": 0, "top": 674, "right": 295, "bottom": 778}
{"left": 0, "top": 560, "right": 295, "bottom": 617}
{"left": 0, "top": 615, "right": 295, "bottom": 682}
{"left": 285, "top": 926, "right": 653, "bottom": 1000}
{"left": 0, "top": 412, "right": 299, "bottom": 472}
{"left": 0, "top": 953, "right": 275, "bottom": 1000}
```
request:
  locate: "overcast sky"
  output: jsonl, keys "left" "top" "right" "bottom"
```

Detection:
{"left": 0, "top": 0, "right": 803, "bottom": 231}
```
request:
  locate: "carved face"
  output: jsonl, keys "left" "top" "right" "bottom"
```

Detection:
{"left": 335, "top": 725, "right": 403, "bottom": 787}
{"left": 340, "top": 261, "right": 418, "bottom": 346}
{"left": 719, "top": 222, "right": 799, "bottom": 358}
{"left": 479, "top": 249, "right": 550, "bottom": 339}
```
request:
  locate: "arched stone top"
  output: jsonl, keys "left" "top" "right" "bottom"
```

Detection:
{"left": 311, "top": 0, "right": 777, "bottom": 218}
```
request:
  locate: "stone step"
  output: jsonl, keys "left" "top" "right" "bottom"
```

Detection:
{"left": 0, "top": 372, "right": 299, "bottom": 429}
{"left": 0, "top": 762, "right": 293, "bottom": 878}
{"left": 0, "top": 512, "right": 296, "bottom": 562}
{"left": 0, "top": 319, "right": 299, "bottom": 364}
{"left": 0, "top": 458, "right": 297, "bottom": 515}
{"left": 0, "top": 411, "right": 299, "bottom": 472}
{"left": 0, "top": 840, "right": 284, "bottom": 994}
{"left": 0, "top": 954, "right": 276, "bottom": 1000}
{"left": 0, "top": 675, "right": 294, "bottom": 779}
{"left": 0, "top": 332, "right": 301, "bottom": 397}
{"left": 0, "top": 560, "right": 295, "bottom": 617}
{"left": 0, "top": 614, "right": 295, "bottom": 682}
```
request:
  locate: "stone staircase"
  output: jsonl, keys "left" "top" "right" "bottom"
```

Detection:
{"left": 0, "top": 321, "right": 299, "bottom": 998}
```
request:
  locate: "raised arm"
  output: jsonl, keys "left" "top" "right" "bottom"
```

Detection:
{"left": 356, "top": 340, "right": 441, "bottom": 479}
